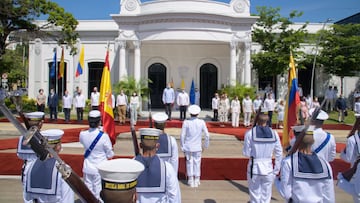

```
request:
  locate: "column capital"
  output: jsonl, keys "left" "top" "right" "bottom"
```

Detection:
{"left": 117, "top": 40, "right": 126, "bottom": 49}
{"left": 230, "top": 41, "right": 238, "bottom": 49}
{"left": 133, "top": 41, "right": 141, "bottom": 49}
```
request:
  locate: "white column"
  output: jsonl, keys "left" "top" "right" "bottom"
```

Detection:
{"left": 119, "top": 40, "right": 127, "bottom": 80}
{"left": 244, "top": 41, "right": 251, "bottom": 86}
{"left": 133, "top": 41, "right": 141, "bottom": 82}
{"left": 230, "top": 41, "right": 237, "bottom": 86}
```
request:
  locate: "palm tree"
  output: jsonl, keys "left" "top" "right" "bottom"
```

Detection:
{"left": 113, "top": 76, "right": 152, "bottom": 101}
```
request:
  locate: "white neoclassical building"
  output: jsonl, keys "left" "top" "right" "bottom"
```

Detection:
{"left": 27, "top": 0, "right": 359, "bottom": 109}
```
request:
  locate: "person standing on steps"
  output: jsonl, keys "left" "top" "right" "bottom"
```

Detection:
{"left": 162, "top": 82, "right": 175, "bottom": 120}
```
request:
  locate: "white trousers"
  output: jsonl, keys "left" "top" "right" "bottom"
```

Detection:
{"left": 244, "top": 112, "right": 252, "bottom": 126}
{"left": 83, "top": 173, "right": 102, "bottom": 201}
{"left": 232, "top": 112, "right": 240, "bottom": 127}
{"left": 247, "top": 173, "right": 275, "bottom": 203}
{"left": 185, "top": 151, "right": 202, "bottom": 177}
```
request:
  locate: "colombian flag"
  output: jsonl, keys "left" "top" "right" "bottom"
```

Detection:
{"left": 283, "top": 52, "right": 300, "bottom": 147}
{"left": 99, "top": 48, "right": 116, "bottom": 144}
{"left": 75, "top": 46, "right": 84, "bottom": 77}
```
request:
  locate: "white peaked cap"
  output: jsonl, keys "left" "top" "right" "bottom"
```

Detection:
{"left": 188, "top": 105, "right": 201, "bottom": 115}
{"left": 139, "top": 128, "right": 162, "bottom": 137}
{"left": 152, "top": 112, "right": 168, "bottom": 123}
{"left": 89, "top": 110, "right": 101, "bottom": 118}
{"left": 25, "top": 112, "right": 44, "bottom": 119}
{"left": 41, "top": 129, "right": 64, "bottom": 144}
{"left": 309, "top": 108, "right": 329, "bottom": 120}
{"left": 97, "top": 158, "right": 145, "bottom": 183}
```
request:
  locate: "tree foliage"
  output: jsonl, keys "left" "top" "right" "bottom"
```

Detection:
{"left": 318, "top": 24, "right": 360, "bottom": 77}
{"left": 113, "top": 76, "right": 152, "bottom": 101}
{"left": 0, "top": 0, "right": 78, "bottom": 58}
{"left": 0, "top": 44, "right": 27, "bottom": 85}
{"left": 252, "top": 6, "right": 308, "bottom": 77}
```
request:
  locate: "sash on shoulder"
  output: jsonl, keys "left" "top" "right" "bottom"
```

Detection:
{"left": 291, "top": 152, "right": 331, "bottom": 179}
{"left": 26, "top": 158, "right": 58, "bottom": 195}
{"left": 135, "top": 155, "right": 166, "bottom": 193}
{"left": 252, "top": 126, "right": 276, "bottom": 142}
{"left": 157, "top": 134, "right": 172, "bottom": 158}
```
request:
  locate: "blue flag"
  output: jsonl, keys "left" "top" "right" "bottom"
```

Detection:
{"left": 50, "top": 50, "right": 57, "bottom": 78}
{"left": 190, "top": 79, "right": 196, "bottom": 104}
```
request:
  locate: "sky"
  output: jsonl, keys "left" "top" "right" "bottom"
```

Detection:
{"left": 49, "top": 0, "right": 360, "bottom": 23}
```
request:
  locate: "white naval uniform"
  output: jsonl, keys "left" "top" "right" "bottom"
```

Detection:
{"left": 312, "top": 127, "right": 336, "bottom": 162}
{"left": 242, "top": 98, "right": 253, "bottom": 127}
{"left": 276, "top": 152, "right": 335, "bottom": 203}
{"left": 24, "top": 158, "right": 74, "bottom": 203}
{"left": 17, "top": 136, "right": 38, "bottom": 203}
{"left": 337, "top": 162, "right": 360, "bottom": 203}
{"left": 79, "top": 128, "right": 114, "bottom": 200}
{"left": 242, "top": 126, "right": 283, "bottom": 203}
{"left": 231, "top": 99, "right": 241, "bottom": 127}
{"left": 157, "top": 133, "right": 179, "bottom": 175}
{"left": 135, "top": 155, "right": 181, "bottom": 203}
{"left": 340, "top": 131, "right": 360, "bottom": 167}
{"left": 180, "top": 117, "right": 210, "bottom": 180}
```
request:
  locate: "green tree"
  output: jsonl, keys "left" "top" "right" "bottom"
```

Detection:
{"left": 0, "top": 0, "right": 78, "bottom": 59}
{"left": 252, "top": 7, "right": 308, "bottom": 77}
{"left": 220, "top": 82, "right": 256, "bottom": 100}
{"left": 318, "top": 23, "right": 360, "bottom": 93}
{"left": 1, "top": 44, "right": 27, "bottom": 86}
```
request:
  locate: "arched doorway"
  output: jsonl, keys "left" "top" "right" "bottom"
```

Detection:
{"left": 200, "top": 63, "right": 218, "bottom": 109}
{"left": 148, "top": 63, "right": 166, "bottom": 108}
{"left": 88, "top": 62, "right": 104, "bottom": 98}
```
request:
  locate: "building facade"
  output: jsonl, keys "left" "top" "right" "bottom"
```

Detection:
{"left": 27, "top": 0, "right": 359, "bottom": 109}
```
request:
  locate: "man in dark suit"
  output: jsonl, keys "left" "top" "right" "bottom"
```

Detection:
{"left": 48, "top": 88, "right": 58, "bottom": 121}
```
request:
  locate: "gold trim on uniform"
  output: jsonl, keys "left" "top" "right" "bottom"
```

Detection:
{"left": 141, "top": 135, "right": 159, "bottom": 140}
{"left": 102, "top": 180, "right": 138, "bottom": 190}
{"left": 47, "top": 140, "right": 61, "bottom": 145}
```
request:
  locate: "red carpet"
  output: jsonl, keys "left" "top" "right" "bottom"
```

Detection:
{"left": 0, "top": 119, "right": 353, "bottom": 180}
{"left": 0, "top": 152, "right": 350, "bottom": 180}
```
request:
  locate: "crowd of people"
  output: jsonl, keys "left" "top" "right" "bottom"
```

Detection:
{"left": 15, "top": 82, "right": 360, "bottom": 202}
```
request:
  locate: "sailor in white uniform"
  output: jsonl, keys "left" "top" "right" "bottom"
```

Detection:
{"left": 17, "top": 111, "right": 45, "bottom": 203}
{"left": 135, "top": 128, "right": 181, "bottom": 203}
{"left": 243, "top": 112, "right": 283, "bottom": 203}
{"left": 24, "top": 129, "right": 74, "bottom": 202}
{"left": 79, "top": 110, "right": 114, "bottom": 201}
{"left": 180, "top": 105, "right": 210, "bottom": 188}
{"left": 337, "top": 114, "right": 360, "bottom": 202}
{"left": 340, "top": 114, "right": 360, "bottom": 167}
{"left": 152, "top": 112, "right": 179, "bottom": 174}
{"left": 309, "top": 108, "right": 336, "bottom": 162}
{"left": 275, "top": 127, "right": 335, "bottom": 203}
{"left": 97, "top": 158, "right": 145, "bottom": 203}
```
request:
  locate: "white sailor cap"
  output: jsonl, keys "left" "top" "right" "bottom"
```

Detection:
{"left": 188, "top": 105, "right": 201, "bottom": 115}
{"left": 89, "top": 110, "right": 101, "bottom": 118}
{"left": 139, "top": 128, "right": 162, "bottom": 140}
{"left": 25, "top": 112, "right": 45, "bottom": 120}
{"left": 292, "top": 125, "right": 315, "bottom": 134}
{"left": 41, "top": 129, "right": 64, "bottom": 144}
{"left": 152, "top": 112, "right": 168, "bottom": 124}
{"left": 309, "top": 108, "right": 329, "bottom": 120}
{"left": 355, "top": 114, "right": 360, "bottom": 118}
{"left": 97, "top": 158, "right": 144, "bottom": 190}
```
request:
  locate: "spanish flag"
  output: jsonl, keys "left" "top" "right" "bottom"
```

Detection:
{"left": 99, "top": 48, "right": 116, "bottom": 144}
{"left": 58, "top": 47, "right": 65, "bottom": 79}
{"left": 75, "top": 46, "right": 84, "bottom": 77}
{"left": 283, "top": 51, "right": 300, "bottom": 147}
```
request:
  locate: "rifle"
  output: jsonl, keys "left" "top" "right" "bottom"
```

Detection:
{"left": 0, "top": 89, "right": 100, "bottom": 203}
{"left": 347, "top": 117, "right": 360, "bottom": 138}
{"left": 148, "top": 93, "right": 153, "bottom": 128}
{"left": 341, "top": 157, "right": 360, "bottom": 181}
{"left": 288, "top": 107, "right": 321, "bottom": 155}
{"left": 129, "top": 107, "right": 140, "bottom": 156}
{"left": 252, "top": 92, "right": 267, "bottom": 126}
